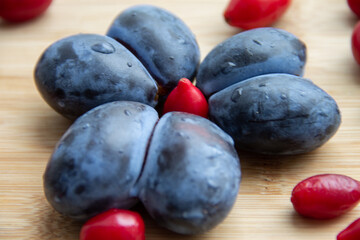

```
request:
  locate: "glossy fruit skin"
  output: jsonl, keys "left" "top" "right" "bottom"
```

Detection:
{"left": 136, "top": 112, "right": 241, "bottom": 234}
{"left": 291, "top": 174, "right": 360, "bottom": 219}
{"left": 337, "top": 218, "right": 360, "bottom": 240}
{"left": 43, "top": 101, "right": 159, "bottom": 220}
{"left": 196, "top": 27, "right": 306, "bottom": 98}
{"left": 224, "top": 0, "right": 291, "bottom": 30}
{"left": 34, "top": 34, "right": 158, "bottom": 120}
{"left": 107, "top": 5, "right": 200, "bottom": 96}
{"left": 351, "top": 22, "right": 360, "bottom": 65}
{"left": 80, "top": 209, "right": 145, "bottom": 240}
{"left": 209, "top": 74, "right": 341, "bottom": 155}
{"left": 0, "top": 0, "right": 52, "bottom": 22}
{"left": 348, "top": 0, "right": 360, "bottom": 18}
{"left": 163, "top": 78, "right": 208, "bottom": 118}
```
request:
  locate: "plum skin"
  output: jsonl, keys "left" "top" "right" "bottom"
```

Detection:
{"left": 136, "top": 112, "right": 241, "bottom": 234}
{"left": 196, "top": 27, "right": 306, "bottom": 97}
{"left": 209, "top": 74, "right": 341, "bottom": 155}
{"left": 43, "top": 101, "right": 159, "bottom": 220}
{"left": 107, "top": 4, "right": 200, "bottom": 95}
{"left": 34, "top": 34, "right": 158, "bottom": 120}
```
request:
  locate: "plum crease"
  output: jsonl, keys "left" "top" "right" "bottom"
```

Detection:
{"left": 131, "top": 117, "right": 160, "bottom": 195}
{"left": 112, "top": 36, "right": 178, "bottom": 96}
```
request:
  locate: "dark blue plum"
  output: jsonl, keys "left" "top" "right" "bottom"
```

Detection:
{"left": 196, "top": 28, "right": 306, "bottom": 97}
{"left": 34, "top": 34, "right": 158, "bottom": 120}
{"left": 209, "top": 74, "right": 341, "bottom": 155}
{"left": 136, "top": 112, "right": 241, "bottom": 234}
{"left": 107, "top": 5, "right": 200, "bottom": 96}
{"left": 43, "top": 101, "right": 159, "bottom": 220}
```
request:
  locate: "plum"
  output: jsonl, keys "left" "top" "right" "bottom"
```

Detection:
{"left": 106, "top": 5, "right": 200, "bottom": 96}
{"left": 34, "top": 34, "right": 158, "bottom": 120}
{"left": 196, "top": 27, "right": 306, "bottom": 97}
{"left": 209, "top": 74, "right": 341, "bottom": 155}
{"left": 43, "top": 101, "right": 159, "bottom": 220}
{"left": 136, "top": 112, "right": 241, "bottom": 234}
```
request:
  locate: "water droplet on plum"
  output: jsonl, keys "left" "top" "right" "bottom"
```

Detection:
{"left": 91, "top": 42, "right": 116, "bottom": 54}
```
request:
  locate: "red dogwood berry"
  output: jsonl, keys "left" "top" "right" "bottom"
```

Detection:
{"left": 80, "top": 209, "right": 145, "bottom": 240}
{"left": 0, "top": 0, "right": 52, "bottom": 22}
{"left": 163, "top": 78, "right": 208, "bottom": 118}
{"left": 337, "top": 218, "right": 360, "bottom": 240}
{"left": 291, "top": 174, "right": 360, "bottom": 219}
{"left": 224, "top": 0, "right": 291, "bottom": 30}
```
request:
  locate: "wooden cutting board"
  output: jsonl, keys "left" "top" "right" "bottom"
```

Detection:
{"left": 1, "top": 0, "right": 360, "bottom": 239}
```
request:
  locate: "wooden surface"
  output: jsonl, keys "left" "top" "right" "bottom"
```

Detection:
{"left": 1, "top": 0, "right": 360, "bottom": 239}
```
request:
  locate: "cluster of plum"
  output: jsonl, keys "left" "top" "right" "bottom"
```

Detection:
{"left": 35, "top": 5, "right": 200, "bottom": 120}
{"left": 34, "top": 4, "right": 342, "bottom": 236}
{"left": 196, "top": 27, "right": 340, "bottom": 155}
{"left": 37, "top": 5, "right": 239, "bottom": 235}
{"left": 44, "top": 101, "right": 241, "bottom": 235}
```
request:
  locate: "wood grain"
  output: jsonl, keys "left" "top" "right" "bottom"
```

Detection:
{"left": 1, "top": 0, "right": 360, "bottom": 239}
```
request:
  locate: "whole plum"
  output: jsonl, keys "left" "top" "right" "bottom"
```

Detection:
{"left": 43, "top": 101, "right": 159, "bottom": 220}
{"left": 136, "top": 112, "right": 241, "bottom": 234}
{"left": 107, "top": 5, "right": 200, "bottom": 96}
{"left": 196, "top": 28, "right": 306, "bottom": 97}
{"left": 209, "top": 74, "right": 341, "bottom": 155}
{"left": 34, "top": 34, "right": 158, "bottom": 120}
